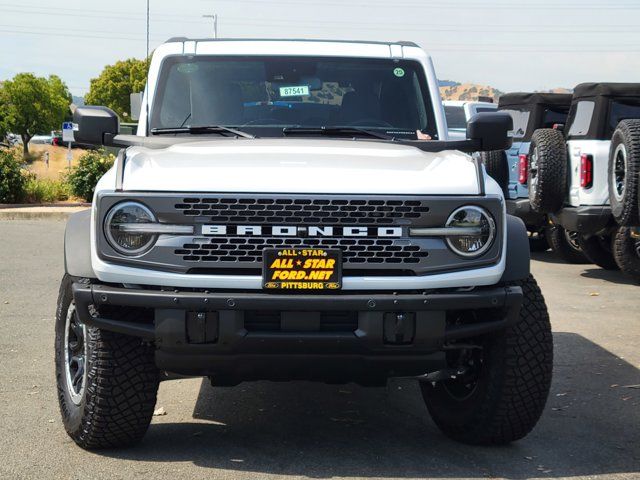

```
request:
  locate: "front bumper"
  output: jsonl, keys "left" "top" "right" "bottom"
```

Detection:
{"left": 72, "top": 282, "right": 522, "bottom": 385}
{"left": 551, "top": 205, "right": 613, "bottom": 234}
{"left": 506, "top": 198, "right": 545, "bottom": 229}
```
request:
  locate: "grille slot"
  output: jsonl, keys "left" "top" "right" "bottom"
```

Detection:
{"left": 244, "top": 311, "right": 358, "bottom": 332}
{"left": 174, "top": 197, "right": 430, "bottom": 224}
{"left": 175, "top": 237, "right": 429, "bottom": 265}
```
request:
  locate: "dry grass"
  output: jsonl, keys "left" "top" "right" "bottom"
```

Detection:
{"left": 26, "top": 144, "right": 86, "bottom": 180}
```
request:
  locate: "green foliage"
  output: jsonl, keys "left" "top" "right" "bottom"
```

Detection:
{"left": 23, "top": 176, "right": 71, "bottom": 203}
{"left": 66, "top": 150, "right": 115, "bottom": 201}
{"left": 0, "top": 148, "right": 27, "bottom": 203}
{"left": 85, "top": 58, "right": 149, "bottom": 120}
{"left": 0, "top": 73, "right": 71, "bottom": 155}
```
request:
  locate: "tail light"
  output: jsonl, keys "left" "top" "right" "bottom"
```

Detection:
{"left": 518, "top": 154, "right": 528, "bottom": 184}
{"left": 580, "top": 153, "right": 593, "bottom": 188}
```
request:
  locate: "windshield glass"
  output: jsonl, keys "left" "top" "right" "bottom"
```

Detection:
{"left": 444, "top": 105, "right": 466, "bottom": 130}
{"left": 151, "top": 56, "right": 436, "bottom": 139}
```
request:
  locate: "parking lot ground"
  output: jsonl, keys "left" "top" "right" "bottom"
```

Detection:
{"left": 0, "top": 219, "right": 638, "bottom": 480}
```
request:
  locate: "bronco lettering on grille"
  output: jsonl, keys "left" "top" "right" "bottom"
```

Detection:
{"left": 201, "top": 225, "right": 403, "bottom": 238}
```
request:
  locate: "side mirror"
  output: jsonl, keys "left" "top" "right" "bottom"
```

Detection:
{"left": 466, "top": 112, "right": 513, "bottom": 151}
{"left": 73, "top": 106, "right": 119, "bottom": 146}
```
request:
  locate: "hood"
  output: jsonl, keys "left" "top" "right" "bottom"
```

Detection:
{"left": 121, "top": 138, "right": 480, "bottom": 195}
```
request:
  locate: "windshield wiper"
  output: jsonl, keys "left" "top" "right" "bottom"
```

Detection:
{"left": 282, "top": 126, "right": 394, "bottom": 140}
{"left": 150, "top": 125, "right": 254, "bottom": 139}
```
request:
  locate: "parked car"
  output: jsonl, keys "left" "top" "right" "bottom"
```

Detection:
{"left": 529, "top": 83, "right": 640, "bottom": 279}
{"left": 443, "top": 100, "right": 497, "bottom": 140}
{"left": 30, "top": 133, "right": 54, "bottom": 144}
{"left": 480, "top": 92, "right": 586, "bottom": 261}
{"left": 55, "top": 38, "right": 552, "bottom": 449}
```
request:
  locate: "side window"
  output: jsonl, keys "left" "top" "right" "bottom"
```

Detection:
{"left": 609, "top": 101, "right": 640, "bottom": 134}
{"left": 567, "top": 101, "right": 595, "bottom": 137}
{"left": 502, "top": 109, "right": 530, "bottom": 139}
{"left": 542, "top": 107, "right": 569, "bottom": 128}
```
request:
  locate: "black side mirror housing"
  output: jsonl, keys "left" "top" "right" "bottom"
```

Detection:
{"left": 466, "top": 112, "right": 513, "bottom": 151}
{"left": 73, "top": 106, "right": 119, "bottom": 146}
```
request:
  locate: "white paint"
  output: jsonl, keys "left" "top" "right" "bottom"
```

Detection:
{"left": 120, "top": 139, "right": 480, "bottom": 195}
{"left": 566, "top": 139, "right": 611, "bottom": 207}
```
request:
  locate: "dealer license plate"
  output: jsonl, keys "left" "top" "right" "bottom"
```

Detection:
{"left": 262, "top": 248, "right": 342, "bottom": 291}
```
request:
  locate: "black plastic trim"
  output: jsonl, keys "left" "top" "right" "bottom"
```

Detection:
{"left": 499, "top": 214, "right": 530, "bottom": 283}
{"left": 551, "top": 205, "right": 613, "bottom": 234}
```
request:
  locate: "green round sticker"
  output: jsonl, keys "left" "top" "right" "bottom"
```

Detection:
{"left": 393, "top": 67, "right": 405, "bottom": 78}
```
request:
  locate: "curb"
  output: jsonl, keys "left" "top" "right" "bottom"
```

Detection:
{"left": 0, "top": 206, "right": 89, "bottom": 221}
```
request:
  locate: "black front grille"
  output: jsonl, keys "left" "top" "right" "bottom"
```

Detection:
{"left": 175, "top": 236, "right": 429, "bottom": 265}
{"left": 244, "top": 311, "right": 358, "bottom": 332}
{"left": 174, "top": 197, "right": 430, "bottom": 224}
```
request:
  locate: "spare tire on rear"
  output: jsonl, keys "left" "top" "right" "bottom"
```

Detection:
{"left": 608, "top": 119, "right": 640, "bottom": 226}
{"left": 528, "top": 129, "right": 567, "bottom": 213}
{"left": 480, "top": 150, "right": 509, "bottom": 194}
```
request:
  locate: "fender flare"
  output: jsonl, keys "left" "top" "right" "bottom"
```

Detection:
{"left": 64, "top": 209, "right": 96, "bottom": 279}
{"left": 500, "top": 214, "right": 530, "bottom": 283}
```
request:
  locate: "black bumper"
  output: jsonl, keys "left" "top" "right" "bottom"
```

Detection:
{"left": 506, "top": 198, "right": 545, "bottom": 228}
{"left": 551, "top": 205, "right": 613, "bottom": 234}
{"left": 72, "top": 283, "right": 523, "bottom": 384}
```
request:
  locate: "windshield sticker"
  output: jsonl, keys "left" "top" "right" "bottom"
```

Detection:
{"left": 393, "top": 67, "right": 405, "bottom": 78}
{"left": 279, "top": 85, "right": 310, "bottom": 97}
{"left": 177, "top": 63, "right": 199, "bottom": 74}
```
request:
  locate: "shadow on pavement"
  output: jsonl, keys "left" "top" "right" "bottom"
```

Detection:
{"left": 580, "top": 267, "right": 640, "bottom": 286}
{"left": 100, "top": 333, "right": 640, "bottom": 478}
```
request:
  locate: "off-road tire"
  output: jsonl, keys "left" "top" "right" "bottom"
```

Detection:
{"left": 421, "top": 274, "right": 553, "bottom": 445}
{"left": 528, "top": 129, "right": 567, "bottom": 213}
{"left": 577, "top": 234, "right": 619, "bottom": 270}
{"left": 55, "top": 274, "right": 159, "bottom": 449}
{"left": 608, "top": 120, "right": 640, "bottom": 226}
{"left": 545, "top": 226, "right": 589, "bottom": 264}
{"left": 612, "top": 227, "right": 640, "bottom": 281}
{"left": 480, "top": 150, "right": 509, "bottom": 193}
{"left": 528, "top": 228, "right": 549, "bottom": 252}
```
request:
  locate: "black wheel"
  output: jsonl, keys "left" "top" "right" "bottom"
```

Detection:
{"left": 528, "top": 227, "right": 549, "bottom": 252}
{"left": 577, "top": 233, "right": 619, "bottom": 270}
{"left": 545, "top": 226, "right": 589, "bottom": 264}
{"left": 421, "top": 275, "right": 553, "bottom": 445}
{"left": 608, "top": 120, "right": 640, "bottom": 226}
{"left": 480, "top": 150, "right": 509, "bottom": 193}
{"left": 528, "top": 128, "right": 567, "bottom": 213}
{"left": 55, "top": 274, "right": 159, "bottom": 449}
{"left": 612, "top": 227, "right": 640, "bottom": 281}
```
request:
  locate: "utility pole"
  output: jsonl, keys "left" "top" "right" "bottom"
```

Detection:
{"left": 146, "top": 0, "right": 150, "bottom": 59}
{"left": 203, "top": 13, "right": 218, "bottom": 38}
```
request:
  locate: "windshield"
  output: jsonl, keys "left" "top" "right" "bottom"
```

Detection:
{"left": 444, "top": 105, "right": 466, "bottom": 130}
{"left": 150, "top": 56, "right": 436, "bottom": 139}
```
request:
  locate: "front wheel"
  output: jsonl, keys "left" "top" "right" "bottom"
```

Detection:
{"left": 546, "top": 226, "right": 589, "bottom": 264}
{"left": 421, "top": 275, "right": 553, "bottom": 445}
{"left": 577, "top": 233, "right": 619, "bottom": 270}
{"left": 612, "top": 227, "right": 640, "bottom": 281}
{"left": 55, "top": 275, "right": 159, "bottom": 449}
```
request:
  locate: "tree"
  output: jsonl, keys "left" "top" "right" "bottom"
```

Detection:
{"left": 0, "top": 73, "right": 71, "bottom": 155}
{"left": 85, "top": 58, "right": 149, "bottom": 120}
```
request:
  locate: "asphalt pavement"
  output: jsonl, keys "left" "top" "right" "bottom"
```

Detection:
{"left": 0, "top": 219, "right": 638, "bottom": 480}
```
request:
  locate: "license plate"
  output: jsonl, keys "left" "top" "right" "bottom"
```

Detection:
{"left": 263, "top": 248, "right": 342, "bottom": 291}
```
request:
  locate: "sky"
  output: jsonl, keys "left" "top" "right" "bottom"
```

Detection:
{"left": 1, "top": 0, "right": 639, "bottom": 97}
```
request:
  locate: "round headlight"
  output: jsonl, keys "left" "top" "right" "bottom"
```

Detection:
{"left": 105, "top": 201, "right": 157, "bottom": 255}
{"left": 445, "top": 206, "right": 496, "bottom": 258}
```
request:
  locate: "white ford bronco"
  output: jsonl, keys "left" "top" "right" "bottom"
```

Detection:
{"left": 55, "top": 38, "right": 552, "bottom": 449}
{"left": 528, "top": 83, "right": 640, "bottom": 278}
